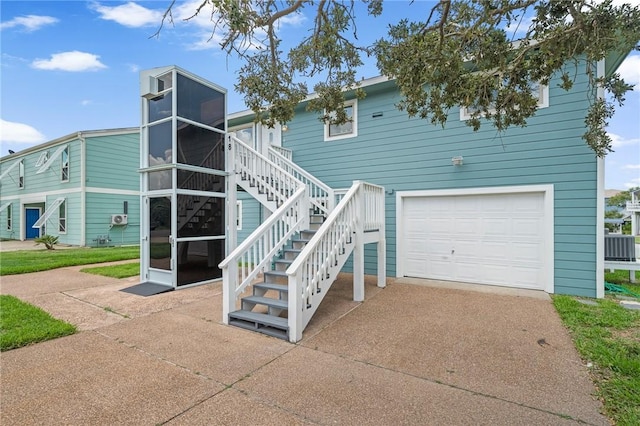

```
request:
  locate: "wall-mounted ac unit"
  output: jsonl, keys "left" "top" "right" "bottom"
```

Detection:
{"left": 110, "top": 214, "right": 128, "bottom": 225}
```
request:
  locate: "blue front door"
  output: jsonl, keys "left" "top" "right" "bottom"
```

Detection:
{"left": 25, "top": 208, "right": 41, "bottom": 239}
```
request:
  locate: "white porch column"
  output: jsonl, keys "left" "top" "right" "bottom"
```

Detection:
{"left": 353, "top": 182, "right": 365, "bottom": 302}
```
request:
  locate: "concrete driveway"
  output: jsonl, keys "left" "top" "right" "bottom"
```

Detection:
{"left": 0, "top": 267, "right": 607, "bottom": 425}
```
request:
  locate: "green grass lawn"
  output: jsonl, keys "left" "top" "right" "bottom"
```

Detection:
{"left": 80, "top": 262, "right": 140, "bottom": 279}
{"left": 553, "top": 296, "right": 640, "bottom": 425}
{"left": 0, "top": 246, "right": 140, "bottom": 276}
{"left": 0, "top": 295, "right": 77, "bottom": 351}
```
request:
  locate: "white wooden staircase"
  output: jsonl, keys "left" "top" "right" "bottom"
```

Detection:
{"left": 220, "top": 134, "right": 386, "bottom": 342}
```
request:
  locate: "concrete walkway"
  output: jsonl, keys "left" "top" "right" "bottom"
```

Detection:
{"left": 1, "top": 267, "right": 607, "bottom": 425}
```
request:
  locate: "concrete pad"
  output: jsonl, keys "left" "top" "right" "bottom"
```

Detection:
{"left": 65, "top": 280, "right": 222, "bottom": 320}
{"left": 235, "top": 346, "right": 582, "bottom": 425}
{"left": 302, "top": 283, "right": 607, "bottom": 425}
{"left": 99, "top": 309, "right": 293, "bottom": 385}
{"left": 166, "top": 388, "right": 310, "bottom": 425}
{"left": 1, "top": 332, "right": 223, "bottom": 426}
{"left": 22, "top": 292, "right": 126, "bottom": 330}
{"left": 303, "top": 273, "right": 384, "bottom": 339}
{"left": 396, "top": 277, "right": 551, "bottom": 300}
{"left": 1, "top": 268, "right": 125, "bottom": 297}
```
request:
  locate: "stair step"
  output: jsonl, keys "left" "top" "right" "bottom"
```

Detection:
{"left": 253, "top": 282, "right": 288, "bottom": 293}
{"left": 264, "top": 270, "right": 287, "bottom": 284}
{"left": 228, "top": 310, "right": 288, "bottom": 340}
{"left": 242, "top": 295, "right": 288, "bottom": 310}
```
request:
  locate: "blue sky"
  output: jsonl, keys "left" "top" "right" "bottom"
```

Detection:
{"left": 1, "top": 0, "right": 638, "bottom": 190}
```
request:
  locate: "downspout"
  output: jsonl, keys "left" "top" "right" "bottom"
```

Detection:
{"left": 80, "top": 132, "right": 87, "bottom": 246}
{"left": 596, "top": 60, "right": 605, "bottom": 299}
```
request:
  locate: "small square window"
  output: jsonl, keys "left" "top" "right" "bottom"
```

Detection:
{"left": 460, "top": 79, "right": 549, "bottom": 121}
{"left": 324, "top": 100, "right": 358, "bottom": 141}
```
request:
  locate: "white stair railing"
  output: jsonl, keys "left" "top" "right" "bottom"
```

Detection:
{"left": 232, "top": 136, "right": 301, "bottom": 208}
{"left": 269, "top": 145, "right": 293, "bottom": 161}
{"left": 268, "top": 147, "right": 334, "bottom": 215}
{"left": 286, "top": 181, "right": 385, "bottom": 341}
{"left": 220, "top": 187, "right": 309, "bottom": 322}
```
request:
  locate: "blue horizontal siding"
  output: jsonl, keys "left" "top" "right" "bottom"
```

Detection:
{"left": 280, "top": 69, "right": 599, "bottom": 297}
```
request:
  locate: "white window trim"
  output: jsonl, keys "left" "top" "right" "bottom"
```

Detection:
{"left": 236, "top": 200, "right": 243, "bottom": 230}
{"left": 19, "top": 160, "right": 24, "bottom": 189}
{"left": 459, "top": 81, "right": 549, "bottom": 121}
{"left": 32, "top": 197, "right": 66, "bottom": 229}
{"left": 61, "top": 146, "right": 70, "bottom": 182}
{"left": 324, "top": 99, "right": 358, "bottom": 142}
{"left": 1, "top": 202, "right": 12, "bottom": 231}
{"left": 58, "top": 200, "right": 67, "bottom": 234}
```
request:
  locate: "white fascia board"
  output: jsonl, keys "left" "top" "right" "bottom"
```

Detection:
{"left": 0, "top": 201, "right": 11, "bottom": 213}
{"left": 36, "top": 144, "right": 67, "bottom": 174}
{"left": 0, "top": 159, "right": 21, "bottom": 182}
{"left": 32, "top": 197, "right": 65, "bottom": 228}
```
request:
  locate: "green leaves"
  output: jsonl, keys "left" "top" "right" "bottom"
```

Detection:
{"left": 164, "top": 0, "right": 640, "bottom": 155}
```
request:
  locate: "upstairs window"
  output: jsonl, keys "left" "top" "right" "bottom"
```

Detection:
{"left": 19, "top": 160, "right": 24, "bottom": 189}
{"left": 460, "top": 78, "right": 549, "bottom": 121}
{"left": 59, "top": 201, "right": 67, "bottom": 233}
{"left": 61, "top": 147, "right": 69, "bottom": 182}
{"left": 324, "top": 99, "right": 358, "bottom": 142}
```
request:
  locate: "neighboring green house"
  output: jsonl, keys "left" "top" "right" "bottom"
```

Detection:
{"left": 0, "top": 128, "right": 140, "bottom": 247}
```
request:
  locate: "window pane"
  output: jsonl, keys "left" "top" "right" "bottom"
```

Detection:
{"left": 177, "top": 170, "right": 224, "bottom": 193}
{"left": 148, "top": 170, "right": 172, "bottom": 191}
{"left": 177, "top": 195, "right": 224, "bottom": 238}
{"left": 148, "top": 121, "right": 173, "bottom": 166}
{"left": 149, "top": 197, "right": 172, "bottom": 270}
{"left": 176, "top": 239, "right": 224, "bottom": 286}
{"left": 176, "top": 121, "right": 225, "bottom": 169}
{"left": 328, "top": 106, "right": 353, "bottom": 137}
{"left": 149, "top": 91, "right": 172, "bottom": 123}
{"left": 177, "top": 73, "right": 225, "bottom": 129}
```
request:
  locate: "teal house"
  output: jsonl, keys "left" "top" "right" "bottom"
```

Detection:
{"left": 217, "top": 54, "right": 632, "bottom": 341}
{"left": 0, "top": 128, "right": 140, "bottom": 247}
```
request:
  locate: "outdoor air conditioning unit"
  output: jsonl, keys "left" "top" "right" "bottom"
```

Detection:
{"left": 604, "top": 234, "right": 636, "bottom": 261}
{"left": 110, "top": 214, "right": 128, "bottom": 226}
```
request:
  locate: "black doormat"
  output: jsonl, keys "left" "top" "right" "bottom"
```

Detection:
{"left": 120, "top": 282, "right": 174, "bottom": 297}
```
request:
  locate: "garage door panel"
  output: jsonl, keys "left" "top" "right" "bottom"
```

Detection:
{"left": 401, "top": 191, "right": 546, "bottom": 290}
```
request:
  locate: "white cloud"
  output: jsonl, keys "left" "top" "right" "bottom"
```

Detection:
{"left": 623, "top": 164, "right": 640, "bottom": 170}
{"left": 32, "top": 51, "right": 107, "bottom": 72}
{"left": 617, "top": 54, "right": 640, "bottom": 92}
{"left": 80, "top": 100, "right": 92, "bottom": 106}
{"left": 609, "top": 132, "right": 640, "bottom": 148}
{"left": 128, "top": 64, "right": 140, "bottom": 73}
{"left": 0, "top": 119, "right": 46, "bottom": 144}
{"left": 91, "top": 2, "right": 163, "bottom": 28}
{"left": 624, "top": 177, "right": 640, "bottom": 189}
{"left": 0, "top": 15, "right": 59, "bottom": 32}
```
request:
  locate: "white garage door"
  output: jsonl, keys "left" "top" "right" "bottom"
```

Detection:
{"left": 401, "top": 191, "right": 547, "bottom": 290}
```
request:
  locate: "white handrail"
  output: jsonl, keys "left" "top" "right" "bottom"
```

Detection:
{"left": 268, "top": 147, "right": 335, "bottom": 214}
{"left": 286, "top": 181, "right": 385, "bottom": 340}
{"left": 232, "top": 135, "right": 303, "bottom": 208}
{"left": 269, "top": 145, "right": 293, "bottom": 161}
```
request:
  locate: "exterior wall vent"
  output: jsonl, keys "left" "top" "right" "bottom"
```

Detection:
{"left": 604, "top": 235, "right": 636, "bottom": 261}
{"left": 110, "top": 214, "right": 128, "bottom": 226}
